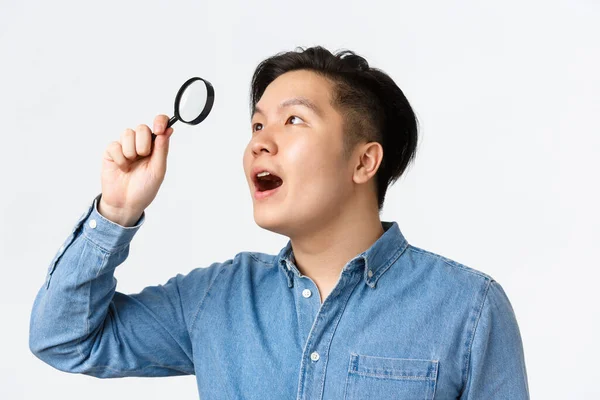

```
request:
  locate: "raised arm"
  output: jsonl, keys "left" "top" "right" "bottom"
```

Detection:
{"left": 30, "top": 115, "right": 221, "bottom": 377}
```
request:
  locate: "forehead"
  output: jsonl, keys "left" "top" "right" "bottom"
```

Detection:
{"left": 254, "top": 70, "right": 334, "bottom": 114}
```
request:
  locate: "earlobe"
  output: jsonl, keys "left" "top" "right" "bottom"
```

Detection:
{"left": 353, "top": 142, "right": 383, "bottom": 184}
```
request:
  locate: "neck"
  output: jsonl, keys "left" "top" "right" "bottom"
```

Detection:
{"left": 289, "top": 202, "right": 384, "bottom": 303}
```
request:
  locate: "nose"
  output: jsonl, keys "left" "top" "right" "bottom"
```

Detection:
{"left": 250, "top": 129, "right": 277, "bottom": 157}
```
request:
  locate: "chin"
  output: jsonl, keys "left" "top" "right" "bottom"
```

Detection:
{"left": 253, "top": 211, "right": 287, "bottom": 235}
{"left": 254, "top": 206, "right": 321, "bottom": 240}
{"left": 250, "top": 185, "right": 290, "bottom": 234}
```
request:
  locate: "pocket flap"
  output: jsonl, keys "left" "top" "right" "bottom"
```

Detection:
{"left": 348, "top": 353, "right": 438, "bottom": 380}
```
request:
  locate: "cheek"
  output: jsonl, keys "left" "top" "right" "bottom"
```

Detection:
{"left": 242, "top": 144, "right": 253, "bottom": 167}
{"left": 242, "top": 148, "right": 253, "bottom": 184}
{"left": 284, "top": 135, "right": 336, "bottom": 166}
{"left": 286, "top": 141, "right": 347, "bottom": 193}
{"left": 284, "top": 138, "right": 312, "bottom": 161}
{"left": 285, "top": 140, "right": 328, "bottom": 182}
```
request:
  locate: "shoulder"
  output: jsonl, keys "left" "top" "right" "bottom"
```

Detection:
{"left": 398, "top": 244, "right": 500, "bottom": 307}
{"left": 404, "top": 243, "right": 519, "bottom": 317}
{"left": 173, "top": 251, "right": 279, "bottom": 320}
{"left": 177, "top": 250, "right": 278, "bottom": 287}
{"left": 406, "top": 243, "right": 494, "bottom": 282}
{"left": 234, "top": 250, "right": 278, "bottom": 268}
{"left": 403, "top": 243, "right": 519, "bottom": 318}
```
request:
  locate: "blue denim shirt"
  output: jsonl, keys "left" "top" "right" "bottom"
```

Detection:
{"left": 30, "top": 194, "right": 529, "bottom": 399}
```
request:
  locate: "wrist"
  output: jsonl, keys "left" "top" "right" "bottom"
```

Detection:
{"left": 97, "top": 198, "right": 143, "bottom": 227}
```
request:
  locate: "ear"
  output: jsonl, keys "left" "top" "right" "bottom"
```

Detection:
{"left": 352, "top": 142, "right": 383, "bottom": 185}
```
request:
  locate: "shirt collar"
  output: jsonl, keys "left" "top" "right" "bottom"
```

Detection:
{"left": 276, "top": 221, "right": 409, "bottom": 289}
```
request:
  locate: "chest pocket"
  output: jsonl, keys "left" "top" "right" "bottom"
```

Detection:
{"left": 343, "top": 353, "right": 438, "bottom": 400}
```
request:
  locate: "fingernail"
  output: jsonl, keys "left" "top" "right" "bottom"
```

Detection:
{"left": 156, "top": 125, "right": 164, "bottom": 133}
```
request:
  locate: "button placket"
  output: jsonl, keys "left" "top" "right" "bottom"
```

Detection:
{"left": 296, "top": 270, "right": 363, "bottom": 400}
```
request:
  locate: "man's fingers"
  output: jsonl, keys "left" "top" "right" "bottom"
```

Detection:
{"left": 153, "top": 114, "right": 170, "bottom": 135}
{"left": 136, "top": 126, "right": 152, "bottom": 157}
{"left": 108, "top": 119, "right": 171, "bottom": 173}
{"left": 105, "top": 141, "right": 129, "bottom": 170}
{"left": 121, "top": 128, "right": 137, "bottom": 160}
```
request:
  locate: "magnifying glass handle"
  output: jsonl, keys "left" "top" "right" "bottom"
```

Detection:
{"left": 151, "top": 116, "right": 177, "bottom": 141}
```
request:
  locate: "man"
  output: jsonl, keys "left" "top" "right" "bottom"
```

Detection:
{"left": 29, "top": 46, "right": 529, "bottom": 399}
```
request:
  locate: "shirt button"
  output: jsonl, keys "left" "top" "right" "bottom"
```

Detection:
{"left": 310, "top": 351, "right": 320, "bottom": 362}
{"left": 89, "top": 219, "right": 97, "bottom": 229}
{"left": 367, "top": 269, "right": 374, "bottom": 278}
{"left": 302, "top": 289, "right": 312, "bottom": 298}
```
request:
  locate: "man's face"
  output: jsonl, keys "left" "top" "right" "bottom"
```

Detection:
{"left": 243, "top": 69, "right": 355, "bottom": 237}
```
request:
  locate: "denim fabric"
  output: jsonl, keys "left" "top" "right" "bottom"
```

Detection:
{"left": 30, "top": 193, "right": 529, "bottom": 399}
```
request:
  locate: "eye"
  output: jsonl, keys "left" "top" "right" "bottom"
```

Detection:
{"left": 287, "top": 115, "right": 304, "bottom": 125}
{"left": 252, "top": 122, "right": 263, "bottom": 132}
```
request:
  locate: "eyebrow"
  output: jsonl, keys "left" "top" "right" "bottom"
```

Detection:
{"left": 252, "top": 97, "right": 324, "bottom": 119}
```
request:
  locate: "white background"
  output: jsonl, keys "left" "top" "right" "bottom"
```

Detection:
{"left": 1, "top": 0, "right": 598, "bottom": 399}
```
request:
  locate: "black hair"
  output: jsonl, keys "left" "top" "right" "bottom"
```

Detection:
{"left": 250, "top": 46, "right": 419, "bottom": 212}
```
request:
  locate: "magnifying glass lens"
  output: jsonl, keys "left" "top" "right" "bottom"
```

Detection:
{"left": 179, "top": 80, "right": 209, "bottom": 122}
{"left": 151, "top": 77, "right": 214, "bottom": 142}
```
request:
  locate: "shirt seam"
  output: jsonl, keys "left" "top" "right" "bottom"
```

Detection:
{"left": 76, "top": 242, "right": 108, "bottom": 362}
{"left": 174, "top": 274, "right": 194, "bottom": 357}
{"left": 82, "top": 231, "right": 132, "bottom": 254}
{"left": 189, "top": 266, "right": 229, "bottom": 333}
{"left": 408, "top": 245, "right": 493, "bottom": 280}
{"left": 461, "top": 278, "right": 493, "bottom": 395}
{"left": 249, "top": 252, "right": 274, "bottom": 266}
{"left": 371, "top": 239, "right": 409, "bottom": 286}
{"left": 83, "top": 363, "right": 193, "bottom": 375}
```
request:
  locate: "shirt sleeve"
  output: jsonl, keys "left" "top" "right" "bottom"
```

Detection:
{"left": 29, "top": 193, "right": 224, "bottom": 378}
{"left": 460, "top": 280, "right": 530, "bottom": 399}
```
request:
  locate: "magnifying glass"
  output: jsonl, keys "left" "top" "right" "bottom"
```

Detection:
{"left": 151, "top": 76, "right": 215, "bottom": 141}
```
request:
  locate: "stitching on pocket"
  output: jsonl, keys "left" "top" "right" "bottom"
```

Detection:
{"left": 348, "top": 353, "right": 438, "bottom": 380}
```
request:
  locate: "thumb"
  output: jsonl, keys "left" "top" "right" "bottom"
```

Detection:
{"left": 150, "top": 127, "right": 173, "bottom": 172}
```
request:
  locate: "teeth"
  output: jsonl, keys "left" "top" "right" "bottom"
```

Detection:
{"left": 257, "top": 171, "right": 271, "bottom": 178}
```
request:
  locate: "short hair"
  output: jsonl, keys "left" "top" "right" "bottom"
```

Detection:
{"left": 250, "top": 46, "right": 419, "bottom": 211}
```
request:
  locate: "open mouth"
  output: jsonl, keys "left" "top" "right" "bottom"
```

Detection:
{"left": 254, "top": 172, "right": 283, "bottom": 192}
